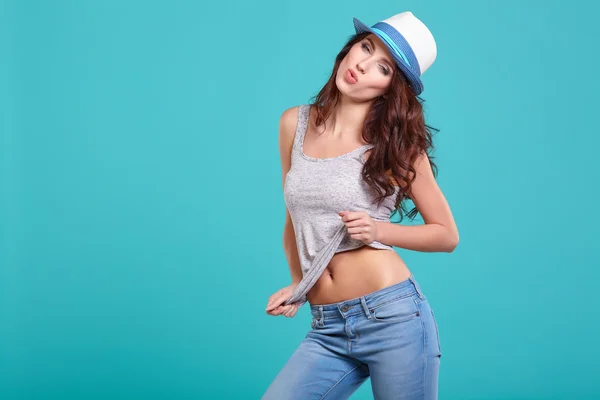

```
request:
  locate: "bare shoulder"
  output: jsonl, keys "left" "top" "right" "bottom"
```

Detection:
{"left": 278, "top": 105, "right": 301, "bottom": 154}
{"left": 279, "top": 105, "right": 300, "bottom": 140}
{"left": 278, "top": 105, "right": 301, "bottom": 186}
{"left": 279, "top": 106, "right": 301, "bottom": 223}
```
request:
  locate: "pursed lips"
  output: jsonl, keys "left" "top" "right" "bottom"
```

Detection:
{"left": 348, "top": 68, "right": 358, "bottom": 81}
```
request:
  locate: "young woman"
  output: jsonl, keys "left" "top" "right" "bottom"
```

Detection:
{"left": 263, "top": 11, "right": 458, "bottom": 400}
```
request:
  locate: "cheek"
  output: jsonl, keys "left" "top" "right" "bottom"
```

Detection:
{"left": 375, "top": 76, "right": 392, "bottom": 90}
{"left": 345, "top": 46, "right": 363, "bottom": 64}
{"left": 371, "top": 71, "right": 393, "bottom": 87}
{"left": 362, "top": 74, "right": 391, "bottom": 92}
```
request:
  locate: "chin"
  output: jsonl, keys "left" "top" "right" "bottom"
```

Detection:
{"left": 335, "top": 77, "right": 349, "bottom": 94}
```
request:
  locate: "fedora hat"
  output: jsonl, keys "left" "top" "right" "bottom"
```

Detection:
{"left": 353, "top": 11, "right": 437, "bottom": 95}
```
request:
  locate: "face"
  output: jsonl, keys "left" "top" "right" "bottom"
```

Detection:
{"left": 336, "top": 34, "right": 396, "bottom": 101}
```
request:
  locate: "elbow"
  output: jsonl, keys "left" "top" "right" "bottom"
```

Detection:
{"left": 446, "top": 232, "right": 459, "bottom": 253}
{"left": 444, "top": 229, "right": 460, "bottom": 253}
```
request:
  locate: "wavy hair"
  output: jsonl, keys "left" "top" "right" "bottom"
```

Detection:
{"left": 308, "top": 31, "right": 440, "bottom": 222}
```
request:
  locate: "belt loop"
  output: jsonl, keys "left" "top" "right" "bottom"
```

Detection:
{"left": 409, "top": 275, "right": 425, "bottom": 300}
{"left": 318, "top": 305, "right": 324, "bottom": 325}
{"left": 360, "top": 297, "right": 372, "bottom": 319}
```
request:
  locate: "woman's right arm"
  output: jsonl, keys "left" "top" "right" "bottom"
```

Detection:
{"left": 279, "top": 106, "right": 303, "bottom": 284}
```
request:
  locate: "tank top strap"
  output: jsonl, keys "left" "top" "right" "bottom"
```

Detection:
{"left": 292, "top": 104, "right": 310, "bottom": 152}
{"left": 362, "top": 143, "right": 376, "bottom": 151}
{"left": 358, "top": 143, "right": 376, "bottom": 163}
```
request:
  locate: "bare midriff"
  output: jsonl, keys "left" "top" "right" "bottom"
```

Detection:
{"left": 305, "top": 245, "right": 412, "bottom": 305}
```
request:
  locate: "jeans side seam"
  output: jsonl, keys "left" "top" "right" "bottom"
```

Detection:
{"left": 418, "top": 301, "right": 427, "bottom": 394}
{"left": 319, "top": 364, "right": 362, "bottom": 400}
{"left": 410, "top": 275, "right": 425, "bottom": 300}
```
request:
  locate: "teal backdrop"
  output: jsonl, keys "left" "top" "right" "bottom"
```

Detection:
{"left": 1, "top": 0, "right": 599, "bottom": 399}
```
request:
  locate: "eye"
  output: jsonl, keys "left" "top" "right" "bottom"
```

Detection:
{"left": 361, "top": 42, "right": 390, "bottom": 76}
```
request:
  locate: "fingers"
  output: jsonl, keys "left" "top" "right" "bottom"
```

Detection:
{"left": 347, "top": 226, "right": 368, "bottom": 234}
{"left": 344, "top": 219, "right": 368, "bottom": 228}
{"left": 266, "top": 304, "right": 286, "bottom": 316}
{"left": 266, "top": 290, "right": 286, "bottom": 311}
{"left": 266, "top": 307, "right": 280, "bottom": 316}
{"left": 266, "top": 303, "right": 299, "bottom": 317}
{"left": 279, "top": 304, "right": 298, "bottom": 318}
{"left": 266, "top": 302, "right": 283, "bottom": 312}
{"left": 268, "top": 290, "right": 284, "bottom": 304}
{"left": 266, "top": 285, "right": 302, "bottom": 316}
{"left": 283, "top": 304, "right": 299, "bottom": 317}
{"left": 339, "top": 211, "right": 365, "bottom": 222}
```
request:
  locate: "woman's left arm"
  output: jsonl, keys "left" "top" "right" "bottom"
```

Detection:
{"left": 374, "top": 151, "right": 459, "bottom": 253}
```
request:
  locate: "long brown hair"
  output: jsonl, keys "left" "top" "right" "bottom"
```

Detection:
{"left": 309, "top": 31, "right": 440, "bottom": 222}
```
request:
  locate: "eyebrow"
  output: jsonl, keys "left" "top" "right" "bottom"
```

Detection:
{"left": 366, "top": 37, "right": 394, "bottom": 69}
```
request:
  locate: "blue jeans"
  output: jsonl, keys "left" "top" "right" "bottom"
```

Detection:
{"left": 262, "top": 274, "right": 442, "bottom": 400}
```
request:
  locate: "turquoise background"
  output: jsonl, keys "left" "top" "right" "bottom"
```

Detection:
{"left": 1, "top": 0, "right": 599, "bottom": 398}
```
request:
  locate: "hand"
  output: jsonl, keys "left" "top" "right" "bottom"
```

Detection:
{"left": 266, "top": 283, "right": 301, "bottom": 318}
{"left": 339, "top": 210, "right": 378, "bottom": 245}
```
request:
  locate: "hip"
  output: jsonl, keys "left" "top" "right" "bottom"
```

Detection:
{"left": 308, "top": 273, "right": 443, "bottom": 360}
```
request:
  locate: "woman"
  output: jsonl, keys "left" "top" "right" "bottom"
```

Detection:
{"left": 263, "top": 11, "right": 458, "bottom": 400}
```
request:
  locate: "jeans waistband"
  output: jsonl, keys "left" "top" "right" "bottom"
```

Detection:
{"left": 309, "top": 273, "right": 425, "bottom": 320}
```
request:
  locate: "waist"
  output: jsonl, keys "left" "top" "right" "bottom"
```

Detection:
{"left": 329, "top": 245, "right": 405, "bottom": 275}
{"left": 309, "top": 273, "right": 426, "bottom": 318}
{"left": 306, "top": 246, "right": 411, "bottom": 304}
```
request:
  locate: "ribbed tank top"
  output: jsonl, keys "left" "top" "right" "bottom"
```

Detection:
{"left": 282, "top": 104, "right": 400, "bottom": 307}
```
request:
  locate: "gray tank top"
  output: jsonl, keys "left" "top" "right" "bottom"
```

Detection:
{"left": 282, "top": 104, "right": 400, "bottom": 307}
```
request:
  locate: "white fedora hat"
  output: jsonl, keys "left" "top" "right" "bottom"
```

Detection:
{"left": 353, "top": 11, "right": 437, "bottom": 95}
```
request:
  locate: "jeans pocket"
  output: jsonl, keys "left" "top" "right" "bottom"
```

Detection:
{"left": 430, "top": 308, "right": 442, "bottom": 357}
{"left": 370, "top": 295, "right": 420, "bottom": 323}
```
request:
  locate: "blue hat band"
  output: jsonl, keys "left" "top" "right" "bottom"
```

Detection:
{"left": 371, "top": 22, "right": 421, "bottom": 76}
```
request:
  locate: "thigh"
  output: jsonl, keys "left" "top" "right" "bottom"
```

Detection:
{"left": 360, "top": 297, "right": 441, "bottom": 400}
{"left": 261, "top": 335, "right": 370, "bottom": 400}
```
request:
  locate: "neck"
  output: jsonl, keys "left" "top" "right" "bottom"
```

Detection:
{"left": 325, "top": 97, "right": 372, "bottom": 142}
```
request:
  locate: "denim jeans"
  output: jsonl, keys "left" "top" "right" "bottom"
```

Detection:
{"left": 262, "top": 274, "right": 442, "bottom": 400}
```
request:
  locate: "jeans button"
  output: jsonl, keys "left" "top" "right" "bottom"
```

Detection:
{"left": 341, "top": 306, "right": 348, "bottom": 312}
